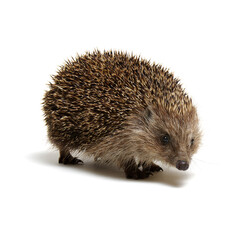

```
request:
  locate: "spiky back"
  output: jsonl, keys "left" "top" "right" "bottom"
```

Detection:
{"left": 43, "top": 50, "right": 192, "bottom": 147}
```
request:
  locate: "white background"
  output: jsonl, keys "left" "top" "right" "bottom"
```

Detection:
{"left": 1, "top": 0, "right": 252, "bottom": 239}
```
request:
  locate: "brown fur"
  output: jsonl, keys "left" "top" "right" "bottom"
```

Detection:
{"left": 43, "top": 50, "right": 201, "bottom": 179}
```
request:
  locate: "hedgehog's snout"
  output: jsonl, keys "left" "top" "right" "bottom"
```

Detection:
{"left": 176, "top": 160, "right": 189, "bottom": 171}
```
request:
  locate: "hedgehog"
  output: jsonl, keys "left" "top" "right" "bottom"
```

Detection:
{"left": 43, "top": 50, "right": 201, "bottom": 179}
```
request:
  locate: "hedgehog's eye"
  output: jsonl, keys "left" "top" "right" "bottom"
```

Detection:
{"left": 161, "top": 134, "right": 171, "bottom": 145}
{"left": 190, "top": 138, "right": 195, "bottom": 146}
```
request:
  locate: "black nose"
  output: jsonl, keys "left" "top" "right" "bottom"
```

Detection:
{"left": 176, "top": 160, "right": 189, "bottom": 171}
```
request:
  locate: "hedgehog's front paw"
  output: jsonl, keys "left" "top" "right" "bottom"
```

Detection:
{"left": 149, "top": 163, "right": 163, "bottom": 172}
{"left": 136, "top": 169, "right": 153, "bottom": 179}
{"left": 125, "top": 169, "right": 153, "bottom": 179}
{"left": 123, "top": 159, "right": 154, "bottom": 179}
{"left": 141, "top": 162, "right": 163, "bottom": 173}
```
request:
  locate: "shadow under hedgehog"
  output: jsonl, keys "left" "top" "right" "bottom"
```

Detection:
{"left": 43, "top": 50, "right": 201, "bottom": 179}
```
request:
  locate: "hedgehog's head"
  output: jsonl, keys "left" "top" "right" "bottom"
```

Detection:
{"left": 131, "top": 103, "right": 201, "bottom": 171}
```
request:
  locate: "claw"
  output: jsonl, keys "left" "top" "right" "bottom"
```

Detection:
{"left": 61, "top": 157, "right": 83, "bottom": 165}
{"left": 72, "top": 158, "right": 83, "bottom": 165}
{"left": 149, "top": 164, "right": 163, "bottom": 172}
{"left": 75, "top": 158, "right": 83, "bottom": 164}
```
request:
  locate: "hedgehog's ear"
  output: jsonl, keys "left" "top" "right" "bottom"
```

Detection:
{"left": 143, "top": 106, "right": 153, "bottom": 122}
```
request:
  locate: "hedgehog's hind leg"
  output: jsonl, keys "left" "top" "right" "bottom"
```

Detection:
{"left": 123, "top": 158, "right": 153, "bottom": 179}
{"left": 59, "top": 149, "right": 83, "bottom": 165}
